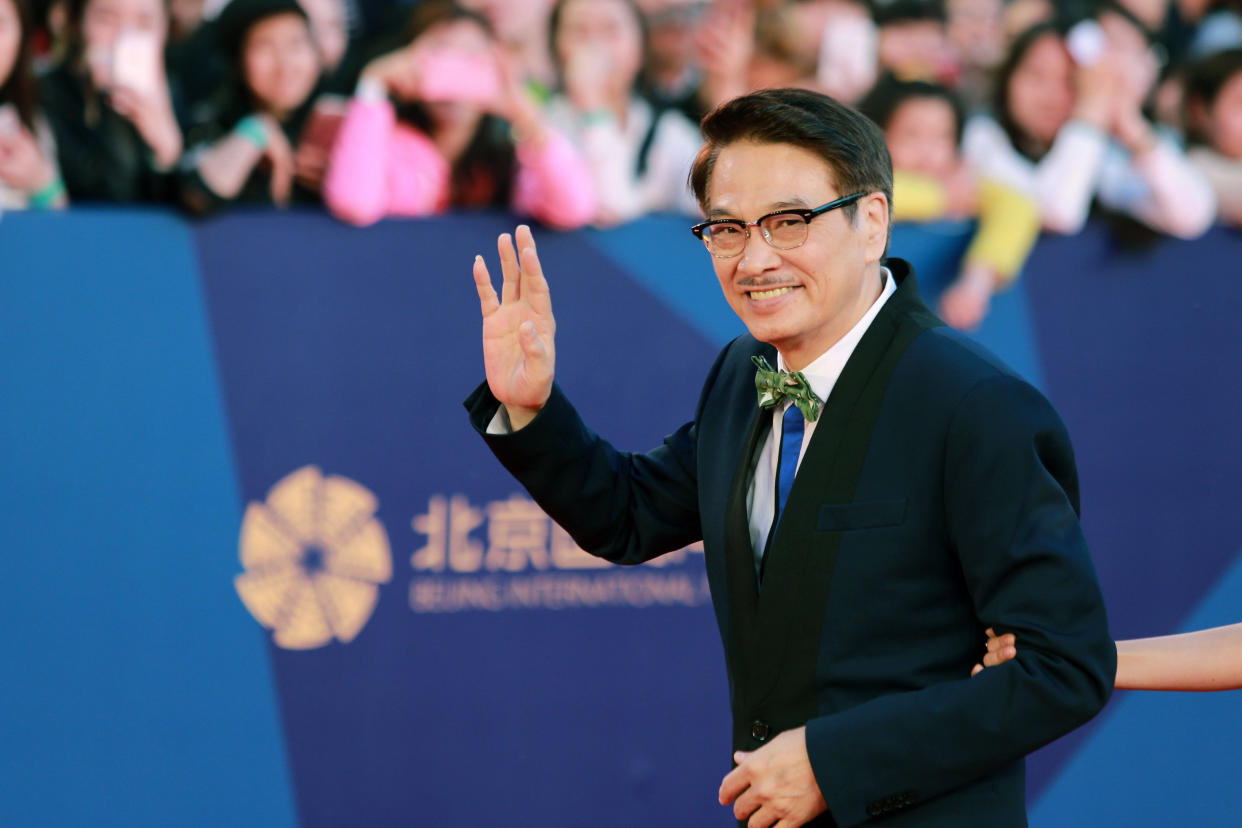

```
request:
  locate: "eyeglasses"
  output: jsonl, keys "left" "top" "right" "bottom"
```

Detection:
{"left": 690, "top": 192, "right": 867, "bottom": 259}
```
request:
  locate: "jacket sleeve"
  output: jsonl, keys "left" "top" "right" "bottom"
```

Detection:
{"left": 462, "top": 343, "right": 738, "bottom": 564}
{"left": 806, "top": 375, "right": 1115, "bottom": 827}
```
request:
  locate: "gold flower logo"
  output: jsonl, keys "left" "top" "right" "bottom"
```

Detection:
{"left": 235, "top": 466, "right": 392, "bottom": 650}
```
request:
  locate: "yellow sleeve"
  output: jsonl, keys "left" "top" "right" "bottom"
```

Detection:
{"left": 962, "top": 179, "right": 1041, "bottom": 286}
{"left": 891, "top": 170, "right": 948, "bottom": 221}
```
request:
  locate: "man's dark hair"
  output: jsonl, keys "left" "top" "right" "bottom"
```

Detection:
{"left": 689, "top": 88, "right": 893, "bottom": 234}
{"left": 856, "top": 73, "right": 965, "bottom": 145}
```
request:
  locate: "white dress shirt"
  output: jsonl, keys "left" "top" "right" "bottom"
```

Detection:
{"left": 748, "top": 268, "right": 896, "bottom": 571}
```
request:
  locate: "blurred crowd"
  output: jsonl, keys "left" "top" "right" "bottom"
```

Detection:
{"left": 2, "top": 0, "right": 1242, "bottom": 326}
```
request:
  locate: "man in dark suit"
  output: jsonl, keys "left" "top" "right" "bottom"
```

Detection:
{"left": 464, "top": 88, "right": 1114, "bottom": 826}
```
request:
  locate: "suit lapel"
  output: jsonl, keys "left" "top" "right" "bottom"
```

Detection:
{"left": 721, "top": 356, "right": 773, "bottom": 708}
{"left": 747, "top": 261, "right": 940, "bottom": 708}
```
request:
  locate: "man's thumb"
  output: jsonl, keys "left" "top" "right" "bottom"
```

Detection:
{"left": 519, "top": 321, "right": 545, "bottom": 361}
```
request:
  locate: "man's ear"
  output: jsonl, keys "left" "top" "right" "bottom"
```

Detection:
{"left": 860, "top": 192, "right": 890, "bottom": 265}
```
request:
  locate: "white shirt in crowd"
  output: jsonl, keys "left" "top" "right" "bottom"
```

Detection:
{"left": 962, "top": 114, "right": 1216, "bottom": 239}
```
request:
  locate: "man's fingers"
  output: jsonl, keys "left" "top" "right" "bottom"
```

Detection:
{"left": 746, "top": 803, "right": 780, "bottom": 828}
{"left": 733, "top": 787, "right": 762, "bottom": 823}
{"left": 986, "top": 633, "right": 1015, "bottom": 653}
{"left": 983, "top": 645, "right": 1016, "bottom": 667}
{"left": 719, "top": 763, "right": 749, "bottom": 805}
{"left": 971, "top": 663, "right": 983, "bottom": 676}
{"left": 514, "top": 224, "right": 553, "bottom": 312}
{"left": 518, "top": 321, "right": 549, "bottom": 366}
{"left": 497, "top": 232, "right": 520, "bottom": 304}
{"left": 473, "top": 255, "right": 499, "bottom": 316}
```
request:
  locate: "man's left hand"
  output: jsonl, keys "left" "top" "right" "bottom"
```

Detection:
{"left": 719, "top": 726, "right": 828, "bottom": 827}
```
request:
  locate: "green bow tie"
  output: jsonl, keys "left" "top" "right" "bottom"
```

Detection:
{"left": 752, "top": 355, "right": 823, "bottom": 422}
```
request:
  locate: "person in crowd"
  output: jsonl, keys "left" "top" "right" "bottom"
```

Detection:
{"left": 543, "top": 0, "right": 701, "bottom": 224}
{"left": 945, "top": 0, "right": 1005, "bottom": 108}
{"left": 1000, "top": 0, "right": 1053, "bottom": 41}
{"left": 636, "top": 0, "right": 713, "bottom": 122}
{"left": 1185, "top": 0, "right": 1242, "bottom": 58}
{"left": 323, "top": 0, "right": 594, "bottom": 228}
{"left": 299, "top": 0, "right": 349, "bottom": 78}
{"left": 962, "top": 13, "right": 1215, "bottom": 238}
{"left": 976, "top": 622, "right": 1242, "bottom": 691}
{"left": 177, "top": 0, "right": 326, "bottom": 212}
{"left": 1183, "top": 46, "right": 1242, "bottom": 225}
{"left": 813, "top": 0, "right": 879, "bottom": 106}
{"left": 0, "top": 0, "right": 67, "bottom": 208}
{"left": 38, "top": 0, "right": 184, "bottom": 202}
{"left": 459, "top": 0, "right": 558, "bottom": 98}
{"left": 858, "top": 75, "right": 1040, "bottom": 331}
{"left": 873, "top": 0, "right": 957, "bottom": 84}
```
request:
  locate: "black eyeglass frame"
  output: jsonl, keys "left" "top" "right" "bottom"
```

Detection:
{"left": 690, "top": 192, "right": 868, "bottom": 259}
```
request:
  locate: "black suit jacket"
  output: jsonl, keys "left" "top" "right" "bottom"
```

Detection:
{"left": 465, "top": 260, "right": 1115, "bottom": 826}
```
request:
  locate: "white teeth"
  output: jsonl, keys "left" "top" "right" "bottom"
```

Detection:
{"left": 749, "top": 287, "right": 793, "bottom": 300}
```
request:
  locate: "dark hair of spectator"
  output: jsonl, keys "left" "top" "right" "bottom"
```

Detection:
{"left": 393, "top": 0, "right": 515, "bottom": 209}
{"left": 63, "top": 0, "right": 168, "bottom": 33}
{"left": 872, "top": 0, "right": 947, "bottom": 27}
{"left": 1182, "top": 47, "right": 1242, "bottom": 145}
{"left": 60, "top": 0, "right": 170, "bottom": 70}
{"left": 993, "top": 21, "right": 1065, "bottom": 160}
{"left": 1, "top": 0, "right": 39, "bottom": 130}
{"left": 856, "top": 73, "right": 965, "bottom": 144}
{"left": 547, "top": 0, "right": 650, "bottom": 88}
{"left": 199, "top": 0, "right": 318, "bottom": 136}
{"left": 214, "top": 0, "right": 307, "bottom": 58}
{"left": 689, "top": 88, "right": 893, "bottom": 236}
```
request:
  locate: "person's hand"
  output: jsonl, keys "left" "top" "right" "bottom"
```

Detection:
{"left": 1072, "top": 51, "right": 1120, "bottom": 130}
{"left": 361, "top": 46, "right": 424, "bottom": 101}
{"left": 484, "top": 47, "right": 547, "bottom": 145}
{"left": 109, "top": 76, "right": 183, "bottom": 169}
{"left": 938, "top": 264, "right": 995, "bottom": 331}
{"left": 0, "top": 123, "right": 58, "bottom": 194}
{"left": 719, "top": 726, "right": 828, "bottom": 828}
{"left": 562, "top": 44, "right": 613, "bottom": 114}
{"left": 473, "top": 225, "right": 556, "bottom": 430}
{"left": 294, "top": 142, "right": 329, "bottom": 194}
{"left": 1108, "top": 47, "right": 1159, "bottom": 154}
{"left": 695, "top": 0, "right": 755, "bottom": 109}
{"left": 942, "top": 162, "right": 979, "bottom": 218}
{"left": 258, "top": 115, "right": 295, "bottom": 206}
{"left": 970, "top": 628, "right": 1017, "bottom": 676}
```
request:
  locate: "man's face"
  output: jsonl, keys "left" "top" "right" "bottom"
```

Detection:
{"left": 704, "top": 140, "right": 888, "bottom": 371}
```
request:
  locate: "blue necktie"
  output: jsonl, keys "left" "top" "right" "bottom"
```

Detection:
{"left": 775, "top": 403, "right": 806, "bottom": 522}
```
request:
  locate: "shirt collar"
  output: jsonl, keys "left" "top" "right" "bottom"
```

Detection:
{"left": 777, "top": 266, "right": 896, "bottom": 404}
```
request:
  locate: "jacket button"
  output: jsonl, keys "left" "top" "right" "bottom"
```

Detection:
{"left": 750, "top": 720, "right": 770, "bottom": 742}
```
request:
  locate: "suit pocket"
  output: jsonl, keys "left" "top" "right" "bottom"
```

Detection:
{"left": 816, "top": 499, "right": 906, "bottom": 532}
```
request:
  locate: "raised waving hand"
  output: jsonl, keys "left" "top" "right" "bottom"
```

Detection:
{"left": 473, "top": 225, "right": 556, "bottom": 430}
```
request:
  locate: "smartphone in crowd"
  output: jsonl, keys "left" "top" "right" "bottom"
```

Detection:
{"left": 298, "top": 95, "right": 348, "bottom": 158}
{"left": 418, "top": 50, "right": 501, "bottom": 105}
{"left": 1067, "top": 20, "right": 1107, "bottom": 67}
{"left": 111, "top": 28, "right": 163, "bottom": 96}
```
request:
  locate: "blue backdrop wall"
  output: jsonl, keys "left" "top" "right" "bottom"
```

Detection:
{"left": 2, "top": 209, "right": 1239, "bottom": 827}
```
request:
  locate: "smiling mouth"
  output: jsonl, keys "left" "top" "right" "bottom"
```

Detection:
{"left": 748, "top": 286, "right": 797, "bottom": 300}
